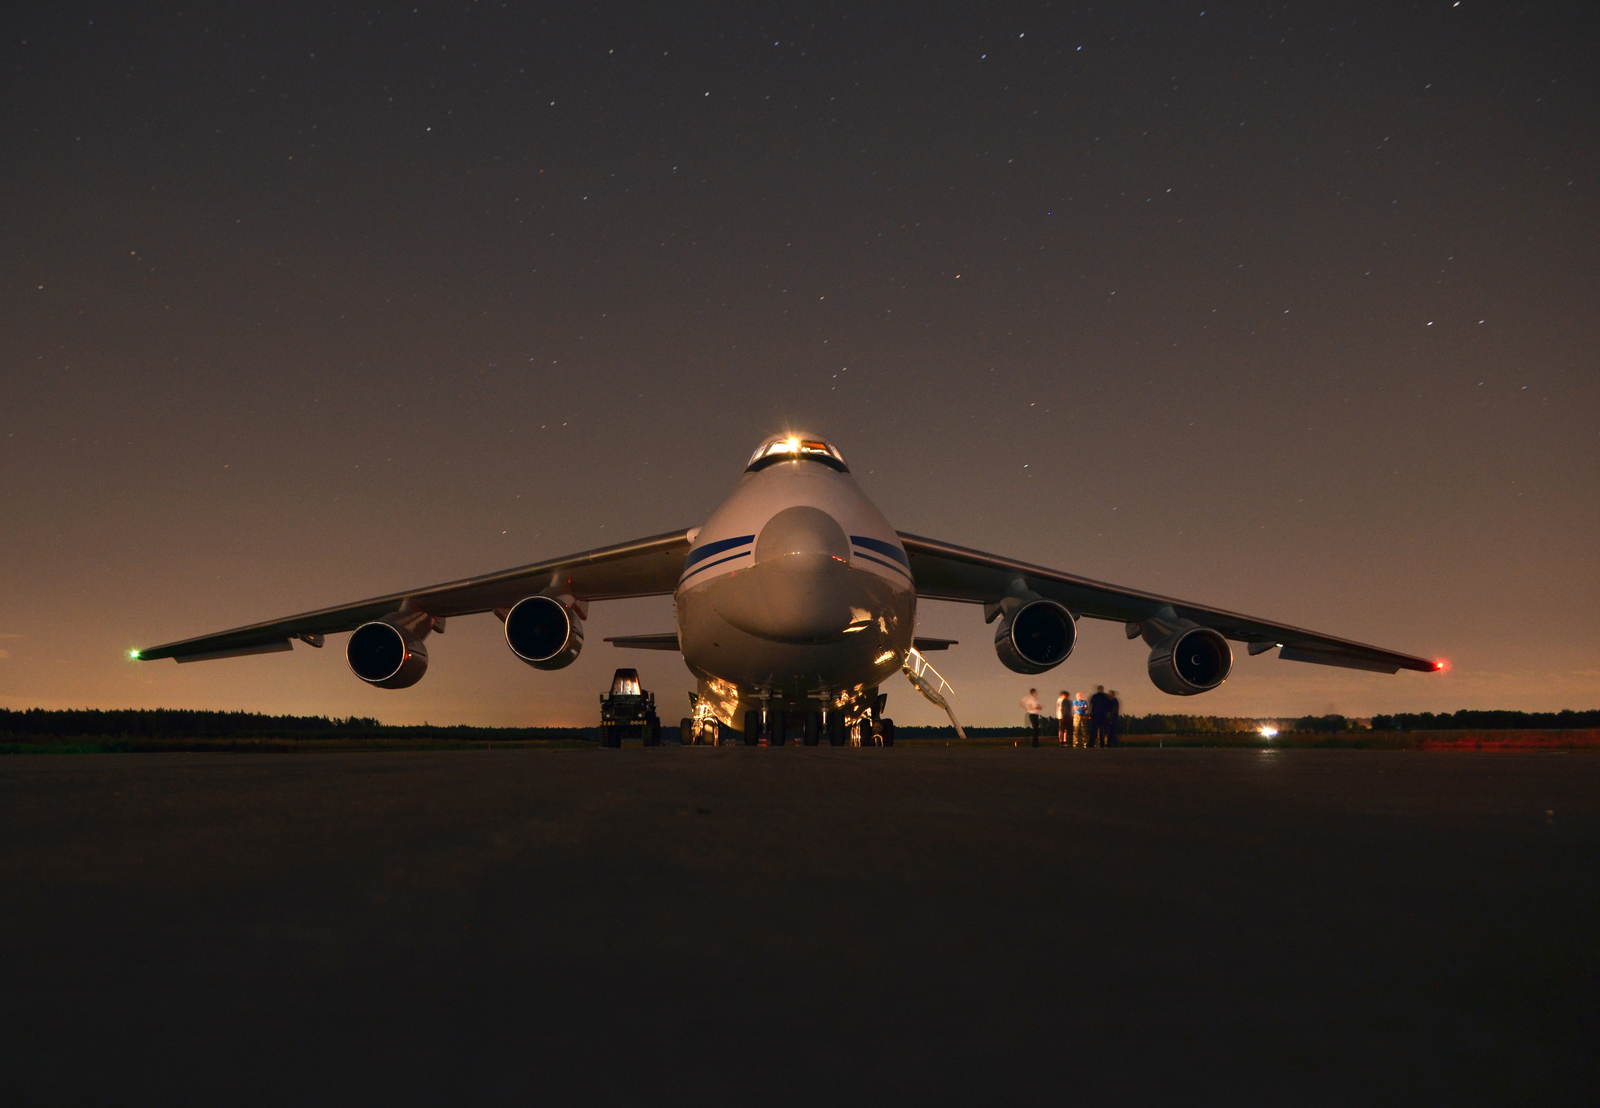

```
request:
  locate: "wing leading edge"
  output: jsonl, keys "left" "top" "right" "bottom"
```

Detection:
{"left": 136, "top": 529, "right": 693, "bottom": 663}
{"left": 898, "top": 532, "right": 1436, "bottom": 675}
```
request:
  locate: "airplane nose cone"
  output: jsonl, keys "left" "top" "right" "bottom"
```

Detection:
{"left": 709, "top": 506, "right": 863, "bottom": 643}
{"left": 754, "top": 506, "right": 850, "bottom": 565}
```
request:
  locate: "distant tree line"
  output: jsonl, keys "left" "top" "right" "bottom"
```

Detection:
{"left": 1121, "top": 715, "right": 1271, "bottom": 734}
{"left": 7, "top": 707, "right": 1595, "bottom": 740}
{"left": 1286, "top": 715, "right": 1364, "bottom": 732}
{"left": 1371, "top": 710, "right": 1600, "bottom": 731}
{"left": 0, "top": 708, "right": 583, "bottom": 741}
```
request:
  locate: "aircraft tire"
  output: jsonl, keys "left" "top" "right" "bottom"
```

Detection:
{"left": 680, "top": 717, "right": 693, "bottom": 745}
{"left": 803, "top": 711, "right": 821, "bottom": 746}
{"left": 743, "top": 710, "right": 763, "bottom": 746}
{"left": 881, "top": 718, "right": 895, "bottom": 747}
{"left": 827, "top": 715, "right": 846, "bottom": 746}
{"left": 771, "top": 713, "right": 787, "bottom": 746}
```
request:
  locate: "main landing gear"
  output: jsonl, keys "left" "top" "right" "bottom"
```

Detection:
{"left": 673, "top": 696, "right": 891, "bottom": 749}
{"left": 732, "top": 707, "right": 889, "bottom": 747}
{"left": 800, "top": 710, "right": 840, "bottom": 746}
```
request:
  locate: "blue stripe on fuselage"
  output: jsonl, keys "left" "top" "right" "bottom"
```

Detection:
{"left": 853, "top": 550, "right": 913, "bottom": 581}
{"left": 850, "top": 535, "right": 910, "bottom": 569}
{"left": 679, "top": 549, "right": 752, "bottom": 584}
{"left": 682, "top": 534, "right": 755, "bottom": 570}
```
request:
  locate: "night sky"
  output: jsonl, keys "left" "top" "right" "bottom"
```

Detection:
{"left": 3, "top": 1, "right": 1596, "bottom": 727}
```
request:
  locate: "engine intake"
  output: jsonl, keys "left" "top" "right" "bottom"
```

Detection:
{"left": 995, "top": 599, "right": 1076, "bottom": 674}
{"left": 505, "top": 595, "right": 584, "bottom": 669}
{"left": 347, "top": 621, "right": 429, "bottom": 689}
{"left": 1147, "top": 625, "right": 1232, "bottom": 695}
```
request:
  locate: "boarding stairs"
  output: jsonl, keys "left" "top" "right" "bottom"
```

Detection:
{"left": 903, "top": 648, "right": 967, "bottom": 740}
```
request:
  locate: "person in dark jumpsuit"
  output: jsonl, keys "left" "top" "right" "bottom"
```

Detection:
{"left": 1088, "top": 686, "right": 1110, "bottom": 748}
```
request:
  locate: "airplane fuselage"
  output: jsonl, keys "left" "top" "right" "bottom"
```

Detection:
{"left": 675, "top": 458, "right": 915, "bottom": 727}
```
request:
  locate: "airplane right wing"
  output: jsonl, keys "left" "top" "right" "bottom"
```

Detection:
{"left": 898, "top": 532, "right": 1437, "bottom": 674}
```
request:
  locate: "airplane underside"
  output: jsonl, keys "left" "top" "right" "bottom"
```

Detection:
{"left": 676, "top": 557, "right": 916, "bottom": 738}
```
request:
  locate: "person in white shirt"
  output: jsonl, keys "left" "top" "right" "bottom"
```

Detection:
{"left": 1020, "top": 688, "right": 1044, "bottom": 747}
{"left": 1056, "top": 690, "right": 1072, "bottom": 744}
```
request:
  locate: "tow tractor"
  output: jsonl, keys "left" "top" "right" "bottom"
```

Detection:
{"left": 598, "top": 668, "right": 662, "bottom": 748}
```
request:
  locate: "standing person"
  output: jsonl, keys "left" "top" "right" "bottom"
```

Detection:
{"left": 1020, "top": 688, "right": 1044, "bottom": 747}
{"left": 1072, "top": 690, "right": 1089, "bottom": 747}
{"left": 1107, "top": 689, "right": 1122, "bottom": 747}
{"left": 1056, "top": 690, "right": 1072, "bottom": 744}
{"left": 1088, "top": 685, "right": 1110, "bottom": 748}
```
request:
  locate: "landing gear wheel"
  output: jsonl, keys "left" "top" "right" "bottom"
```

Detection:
{"left": 743, "top": 710, "right": 763, "bottom": 746}
{"left": 880, "top": 718, "right": 895, "bottom": 747}
{"left": 771, "top": 713, "right": 787, "bottom": 746}
{"left": 680, "top": 717, "right": 693, "bottom": 745}
{"left": 828, "top": 714, "right": 847, "bottom": 746}
{"left": 803, "top": 711, "right": 821, "bottom": 746}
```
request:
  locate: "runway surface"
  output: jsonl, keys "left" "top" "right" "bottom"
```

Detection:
{"left": 2, "top": 747, "right": 1595, "bottom": 1106}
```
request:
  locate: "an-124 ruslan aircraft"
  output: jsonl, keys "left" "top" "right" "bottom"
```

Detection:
{"left": 136, "top": 433, "right": 1439, "bottom": 745}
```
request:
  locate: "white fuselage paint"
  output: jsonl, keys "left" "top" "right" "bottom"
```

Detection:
{"left": 674, "top": 458, "right": 916, "bottom": 727}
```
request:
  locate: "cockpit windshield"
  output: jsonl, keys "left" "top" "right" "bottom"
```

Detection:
{"left": 744, "top": 435, "right": 850, "bottom": 474}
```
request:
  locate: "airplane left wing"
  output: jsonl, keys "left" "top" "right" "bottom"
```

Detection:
{"left": 898, "top": 532, "right": 1436, "bottom": 674}
{"left": 136, "top": 529, "right": 693, "bottom": 662}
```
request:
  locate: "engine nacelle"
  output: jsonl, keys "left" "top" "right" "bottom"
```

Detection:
{"left": 994, "top": 599, "right": 1077, "bottom": 674}
{"left": 1147, "top": 625, "right": 1233, "bottom": 695}
{"left": 347, "top": 620, "right": 429, "bottom": 689}
{"left": 504, "top": 594, "right": 584, "bottom": 670}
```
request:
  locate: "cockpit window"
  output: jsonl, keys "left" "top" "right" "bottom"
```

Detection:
{"left": 744, "top": 435, "right": 850, "bottom": 474}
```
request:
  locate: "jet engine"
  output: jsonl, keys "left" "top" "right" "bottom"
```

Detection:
{"left": 994, "top": 599, "right": 1077, "bottom": 674}
{"left": 504, "top": 594, "right": 584, "bottom": 669}
{"left": 1147, "top": 625, "right": 1233, "bottom": 695}
{"left": 347, "top": 620, "right": 429, "bottom": 689}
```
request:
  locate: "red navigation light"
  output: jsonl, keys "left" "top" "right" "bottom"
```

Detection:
{"left": 1434, "top": 658, "right": 1450, "bottom": 672}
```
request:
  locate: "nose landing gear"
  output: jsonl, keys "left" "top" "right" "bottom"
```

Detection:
{"left": 854, "top": 715, "right": 895, "bottom": 747}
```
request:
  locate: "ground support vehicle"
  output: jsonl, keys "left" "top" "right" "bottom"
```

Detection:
{"left": 599, "top": 669, "right": 661, "bottom": 747}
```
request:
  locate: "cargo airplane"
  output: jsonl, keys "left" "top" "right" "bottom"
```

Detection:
{"left": 135, "top": 434, "right": 1438, "bottom": 745}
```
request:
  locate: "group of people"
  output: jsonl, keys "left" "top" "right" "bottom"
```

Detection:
{"left": 1020, "top": 686, "right": 1121, "bottom": 748}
